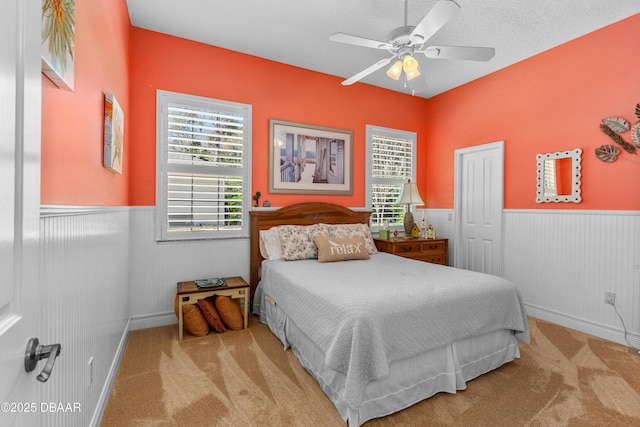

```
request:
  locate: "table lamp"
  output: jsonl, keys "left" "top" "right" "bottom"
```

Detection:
{"left": 396, "top": 180, "right": 424, "bottom": 237}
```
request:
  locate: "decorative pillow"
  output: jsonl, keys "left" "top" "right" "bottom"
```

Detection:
{"left": 278, "top": 224, "right": 330, "bottom": 260}
{"left": 197, "top": 297, "right": 227, "bottom": 333}
{"left": 214, "top": 296, "right": 244, "bottom": 331}
{"left": 327, "top": 223, "right": 378, "bottom": 254}
{"left": 174, "top": 295, "right": 209, "bottom": 337}
{"left": 259, "top": 227, "right": 283, "bottom": 260}
{"left": 314, "top": 236, "right": 370, "bottom": 263}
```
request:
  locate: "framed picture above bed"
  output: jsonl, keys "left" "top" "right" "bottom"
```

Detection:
{"left": 269, "top": 119, "right": 353, "bottom": 195}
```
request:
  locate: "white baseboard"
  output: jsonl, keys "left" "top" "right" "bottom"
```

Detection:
{"left": 88, "top": 314, "right": 178, "bottom": 426}
{"left": 130, "top": 311, "right": 177, "bottom": 331}
{"left": 131, "top": 304, "right": 640, "bottom": 350}
{"left": 525, "top": 303, "right": 640, "bottom": 350}
{"left": 90, "top": 318, "right": 131, "bottom": 427}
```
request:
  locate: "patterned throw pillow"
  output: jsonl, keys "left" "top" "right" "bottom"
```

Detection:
{"left": 197, "top": 297, "right": 227, "bottom": 333}
{"left": 214, "top": 296, "right": 244, "bottom": 331}
{"left": 278, "top": 224, "right": 330, "bottom": 260}
{"left": 314, "top": 236, "right": 370, "bottom": 263}
{"left": 327, "top": 223, "right": 378, "bottom": 254}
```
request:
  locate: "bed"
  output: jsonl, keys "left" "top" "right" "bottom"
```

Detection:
{"left": 249, "top": 202, "right": 529, "bottom": 426}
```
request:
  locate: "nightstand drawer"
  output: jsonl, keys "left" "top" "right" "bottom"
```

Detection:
{"left": 394, "top": 242, "right": 422, "bottom": 255}
{"left": 422, "top": 241, "right": 445, "bottom": 252}
{"left": 374, "top": 237, "right": 448, "bottom": 266}
{"left": 414, "top": 254, "right": 446, "bottom": 265}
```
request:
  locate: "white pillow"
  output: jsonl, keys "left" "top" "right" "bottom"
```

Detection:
{"left": 259, "top": 227, "right": 283, "bottom": 260}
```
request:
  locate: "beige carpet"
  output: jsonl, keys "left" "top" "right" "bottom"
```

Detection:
{"left": 101, "top": 316, "right": 640, "bottom": 426}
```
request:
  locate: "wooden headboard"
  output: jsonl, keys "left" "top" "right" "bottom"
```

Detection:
{"left": 249, "top": 202, "right": 372, "bottom": 304}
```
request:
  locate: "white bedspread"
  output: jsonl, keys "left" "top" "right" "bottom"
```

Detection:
{"left": 259, "top": 252, "right": 529, "bottom": 409}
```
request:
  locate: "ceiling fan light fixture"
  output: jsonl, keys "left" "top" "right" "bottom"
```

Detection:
{"left": 405, "top": 67, "right": 421, "bottom": 81}
{"left": 332, "top": 0, "right": 493, "bottom": 91}
{"left": 386, "top": 60, "right": 403, "bottom": 80}
{"left": 402, "top": 54, "right": 419, "bottom": 73}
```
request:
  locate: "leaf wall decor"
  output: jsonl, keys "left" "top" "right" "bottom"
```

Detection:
{"left": 636, "top": 103, "right": 640, "bottom": 119}
{"left": 601, "top": 116, "right": 629, "bottom": 132}
{"left": 595, "top": 144, "right": 620, "bottom": 162}
{"left": 599, "top": 123, "right": 636, "bottom": 154}
{"left": 631, "top": 121, "right": 640, "bottom": 148}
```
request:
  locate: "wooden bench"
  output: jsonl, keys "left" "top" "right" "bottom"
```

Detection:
{"left": 176, "top": 276, "right": 250, "bottom": 341}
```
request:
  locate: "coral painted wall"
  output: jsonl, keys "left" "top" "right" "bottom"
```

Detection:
{"left": 128, "top": 28, "right": 429, "bottom": 207}
{"left": 41, "top": 5, "right": 638, "bottom": 212}
{"left": 41, "top": 0, "right": 130, "bottom": 205}
{"left": 423, "top": 14, "right": 640, "bottom": 210}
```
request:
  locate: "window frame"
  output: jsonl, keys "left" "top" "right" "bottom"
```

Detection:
{"left": 155, "top": 90, "right": 252, "bottom": 241}
{"left": 365, "top": 125, "right": 418, "bottom": 231}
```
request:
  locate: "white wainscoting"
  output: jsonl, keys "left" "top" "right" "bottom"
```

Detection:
{"left": 33, "top": 205, "right": 640, "bottom": 427}
{"left": 131, "top": 206, "right": 639, "bottom": 348}
{"left": 503, "top": 209, "right": 640, "bottom": 348}
{"left": 421, "top": 208, "right": 640, "bottom": 348}
{"left": 129, "top": 207, "right": 250, "bottom": 330}
{"left": 251, "top": 207, "right": 640, "bottom": 349}
{"left": 39, "top": 206, "right": 131, "bottom": 427}
{"left": 37, "top": 204, "right": 637, "bottom": 427}
{"left": 416, "top": 208, "right": 456, "bottom": 258}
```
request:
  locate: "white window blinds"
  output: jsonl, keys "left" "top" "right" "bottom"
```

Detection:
{"left": 366, "top": 126, "right": 417, "bottom": 228}
{"left": 156, "top": 91, "right": 251, "bottom": 240}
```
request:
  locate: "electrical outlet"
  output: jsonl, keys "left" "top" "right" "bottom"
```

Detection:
{"left": 604, "top": 291, "right": 615, "bottom": 305}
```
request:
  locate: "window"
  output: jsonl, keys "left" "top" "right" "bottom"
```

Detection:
{"left": 365, "top": 125, "right": 417, "bottom": 229}
{"left": 329, "top": 140, "right": 338, "bottom": 173}
{"left": 156, "top": 90, "right": 252, "bottom": 241}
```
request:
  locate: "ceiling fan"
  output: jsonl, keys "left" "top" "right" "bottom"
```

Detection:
{"left": 330, "top": 0, "right": 495, "bottom": 93}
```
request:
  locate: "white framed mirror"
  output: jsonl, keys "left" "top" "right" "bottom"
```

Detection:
{"left": 536, "top": 148, "right": 582, "bottom": 203}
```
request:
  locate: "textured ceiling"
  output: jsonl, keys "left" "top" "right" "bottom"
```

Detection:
{"left": 126, "top": 0, "right": 640, "bottom": 98}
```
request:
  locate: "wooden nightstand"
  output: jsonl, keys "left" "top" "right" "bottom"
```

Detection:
{"left": 374, "top": 237, "right": 449, "bottom": 266}
{"left": 176, "top": 276, "right": 249, "bottom": 341}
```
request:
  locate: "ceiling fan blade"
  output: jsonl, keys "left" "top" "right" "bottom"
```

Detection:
{"left": 330, "top": 32, "right": 392, "bottom": 50}
{"left": 342, "top": 56, "right": 395, "bottom": 86}
{"left": 410, "top": 0, "right": 460, "bottom": 43}
{"left": 422, "top": 45, "right": 495, "bottom": 61}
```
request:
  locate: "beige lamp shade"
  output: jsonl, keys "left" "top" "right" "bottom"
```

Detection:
{"left": 396, "top": 181, "right": 424, "bottom": 206}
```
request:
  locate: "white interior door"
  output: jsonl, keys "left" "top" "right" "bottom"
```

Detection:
{"left": 0, "top": 1, "right": 42, "bottom": 425}
{"left": 454, "top": 141, "right": 504, "bottom": 276}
